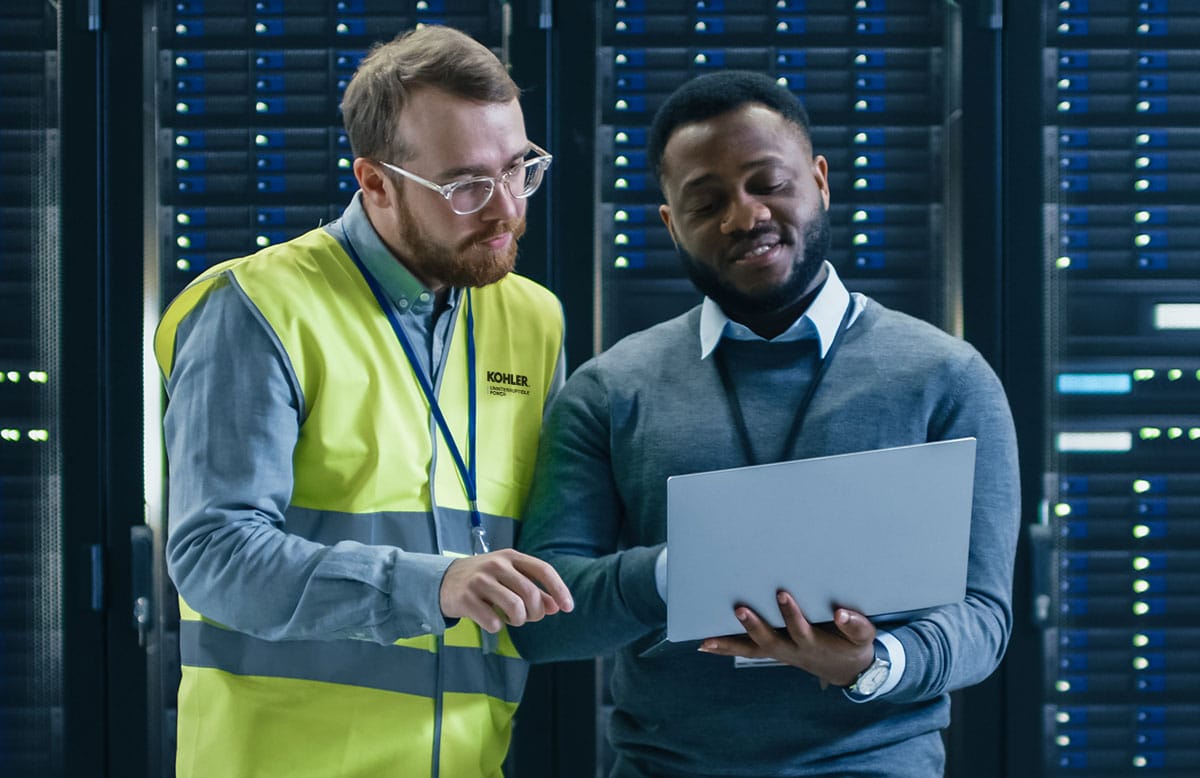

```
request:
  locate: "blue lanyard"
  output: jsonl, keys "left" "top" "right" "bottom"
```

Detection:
{"left": 339, "top": 225, "right": 490, "bottom": 555}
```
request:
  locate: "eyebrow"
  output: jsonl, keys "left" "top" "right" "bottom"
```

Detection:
{"left": 677, "top": 156, "right": 788, "bottom": 193}
{"left": 435, "top": 146, "right": 531, "bottom": 180}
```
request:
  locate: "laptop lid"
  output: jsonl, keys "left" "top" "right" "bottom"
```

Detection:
{"left": 663, "top": 437, "right": 977, "bottom": 644}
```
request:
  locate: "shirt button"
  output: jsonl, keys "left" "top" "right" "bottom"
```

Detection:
{"left": 418, "top": 292, "right": 430, "bottom": 302}
{"left": 420, "top": 622, "right": 432, "bottom": 632}
{"left": 398, "top": 298, "right": 409, "bottom": 309}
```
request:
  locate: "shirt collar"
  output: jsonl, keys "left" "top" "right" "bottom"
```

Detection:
{"left": 698, "top": 261, "right": 857, "bottom": 360}
{"left": 337, "top": 191, "right": 456, "bottom": 316}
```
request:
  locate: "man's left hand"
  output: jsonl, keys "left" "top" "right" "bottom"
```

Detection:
{"left": 698, "top": 590, "right": 876, "bottom": 688}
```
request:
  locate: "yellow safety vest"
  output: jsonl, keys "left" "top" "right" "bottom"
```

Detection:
{"left": 154, "top": 227, "right": 563, "bottom": 778}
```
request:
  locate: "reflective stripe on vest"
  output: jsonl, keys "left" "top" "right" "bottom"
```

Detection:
{"left": 180, "top": 620, "right": 529, "bottom": 703}
{"left": 285, "top": 505, "right": 517, "bottom": 558}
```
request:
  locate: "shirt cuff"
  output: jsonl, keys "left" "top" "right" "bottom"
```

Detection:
{"left": 654, "top": 547, "right": 667, "bottom": 603}
{"left": 844, "top": 629, "right": 906, "bottom": 703}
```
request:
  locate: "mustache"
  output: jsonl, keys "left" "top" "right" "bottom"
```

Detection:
{"left": 467, "top": 218, "right": 526, "bottom": 246}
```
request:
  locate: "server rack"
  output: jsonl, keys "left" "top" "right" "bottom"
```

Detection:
{"left": 593, "top": 0, "right": 957, "bottom": 351}
{"left": 146, "top": 2, "right": 521, "bottom": 773}
{"left": 1, "top": 0, "right": 153, "bottom": 774}
{"left": 567, "top": 2, "right": 997, "bottom": 776}
{"left": 1033, "top": 1, "right": 1200, "bottom": 775}
{"left": 0, "top": 4, "right": 64, "bottom": 772}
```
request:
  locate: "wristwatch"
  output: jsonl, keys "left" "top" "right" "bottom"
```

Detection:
{"left": 846, "top": 639, "right": 892, "bottom": 700}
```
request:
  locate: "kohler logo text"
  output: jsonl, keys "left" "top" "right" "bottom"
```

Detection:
{"left": 487, "top": 371, "right": 529, "bottom": 387}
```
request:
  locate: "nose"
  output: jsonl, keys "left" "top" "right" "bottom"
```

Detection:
{"left": 720, "top": 194, "right": 769, "bottom": 234}
{"left": 480, "top": 178, "right": 522, "bottom": 221}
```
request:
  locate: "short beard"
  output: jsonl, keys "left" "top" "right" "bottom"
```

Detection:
{"left": 679, "top": 204, "right": 832, "bottom": 321}
{"left": 396, "top": 196, "right": 525, "bottom": 288}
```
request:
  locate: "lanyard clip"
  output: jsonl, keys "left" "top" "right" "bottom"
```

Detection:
{"left": 471, "top": 524, "right": 491, "bottom": 556}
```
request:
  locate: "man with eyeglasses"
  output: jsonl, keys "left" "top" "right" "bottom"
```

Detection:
{"left": 154, "top": 25, "right": 573, "bottom": 778}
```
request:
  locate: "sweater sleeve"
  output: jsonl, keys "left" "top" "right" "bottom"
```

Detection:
{"left": 884, "top": 351, "right": 1021, "bottom": 703}
{"left": 511, "top": 362, "right": 667, "bottom": 662}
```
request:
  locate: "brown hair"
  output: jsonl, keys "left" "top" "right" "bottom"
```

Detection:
{"left": 341, "top": 25, "right": 520, "bottom": 163}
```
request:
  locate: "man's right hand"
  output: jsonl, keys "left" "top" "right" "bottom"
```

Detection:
{"left": 439, "top": 549, "right": 574, "bottom": 633}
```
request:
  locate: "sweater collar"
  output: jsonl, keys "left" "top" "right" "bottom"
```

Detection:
{"left": 699, "top": 261, "right": 860, "bottom": 360}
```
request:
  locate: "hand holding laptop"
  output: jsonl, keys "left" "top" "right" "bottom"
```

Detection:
{"left": 697, "top": 591, "right": 876, "bottom": 688}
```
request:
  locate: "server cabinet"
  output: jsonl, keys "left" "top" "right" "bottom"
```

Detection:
{"left": 145, "top": 3, "right": 530, "bottom": 775}
{"left": 540, "top": 3, "right": 1018, "bottom": 777}
{"left": 1030, "top": 1, "right": 1200, "bottom": 775}
{"left": 591, "top": 0, "right": 958, "bottom": 353}
{"left": 0, "top": 4, "right": 66, "bottom": 772}
{"left": 1, "top": 0, "right": 151, "bottom": 775}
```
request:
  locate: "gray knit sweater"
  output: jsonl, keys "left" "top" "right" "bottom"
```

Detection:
{"left": 513, "top": 298, "right": 1020, "bottom": 777}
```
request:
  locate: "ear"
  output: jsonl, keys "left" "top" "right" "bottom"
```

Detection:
{"left": 658, "top": 203, "right": 680, "bottom": 250}
{"left": 812, "top": 154, "right": 830, "bottom": 210}
{"left": 354, "top": 157, "right": 394, "bottom": 210}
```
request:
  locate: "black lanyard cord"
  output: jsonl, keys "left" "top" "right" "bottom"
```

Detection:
{"left": 712, "top": 301, "right": 855, "bottom": 466}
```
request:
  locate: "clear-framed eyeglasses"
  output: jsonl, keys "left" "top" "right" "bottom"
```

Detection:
{"left": 377, "top": 143, "right": 553, "bottom": 216}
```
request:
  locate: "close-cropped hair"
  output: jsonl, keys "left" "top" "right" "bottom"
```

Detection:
{"left": 341, "top": 25, "right": 519, "bottom": 163}
{"left": 647, "top": 70, "right": 813, "bottom": 186}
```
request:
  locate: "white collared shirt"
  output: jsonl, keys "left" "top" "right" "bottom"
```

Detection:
{"left": 698, "top": 261, "right": 865, "bottom": 360}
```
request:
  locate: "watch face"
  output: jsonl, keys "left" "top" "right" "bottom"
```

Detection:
{"left": 855, "top": 660, "right": 890, "bottom": 695}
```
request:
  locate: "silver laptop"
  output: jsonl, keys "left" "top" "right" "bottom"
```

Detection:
{"left": 643, "top": 438, "right": 976, "bottom": 656}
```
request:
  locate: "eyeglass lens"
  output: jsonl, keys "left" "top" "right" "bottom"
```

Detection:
{"left": 448, "top": 158, "right": 549, "bottom": 214}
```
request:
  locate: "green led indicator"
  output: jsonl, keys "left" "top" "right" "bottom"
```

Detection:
{"left": 1132, "top": 579, "right": 1149, "bottom": 593}
{"left": 1054, "top": 503, "right": 1072, "bottom": 517}
{"left": 1132, "top": 601, "right": 1150, "bottom": 616}
{"left": 1133, "top": 556, "right": 1150, "bottom": 571}
{"left": 1133, "top": 479, "right": 1151, "bottom": 493}
{"left": 1132, "top": 524, "right": 1150, "bottom": 539}
{"left": 1133, "top": 633, "right": 1149, "bottom": 647}
{"left": 1133, "top": 369, "right": 1155, "bottom": 381}
{"left": 1139, "top": 427, "right": 1161, "bottom": 440}
{"left": 614, "top": 256, "right": 629, "bottom": 269}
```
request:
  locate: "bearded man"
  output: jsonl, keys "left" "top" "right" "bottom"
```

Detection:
{"left": 154, "top": 25, "right": 572, "bottom": 778}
